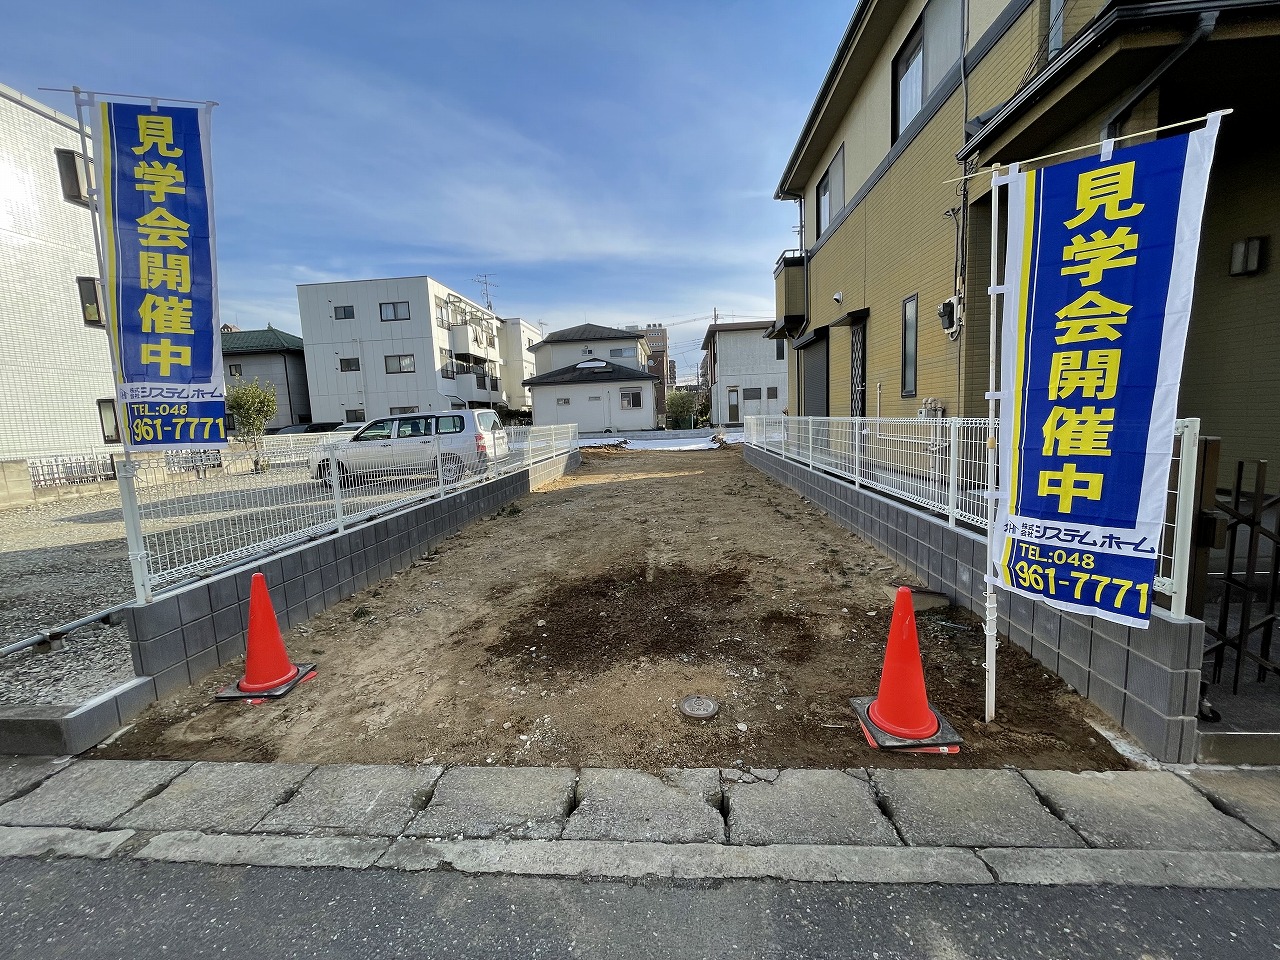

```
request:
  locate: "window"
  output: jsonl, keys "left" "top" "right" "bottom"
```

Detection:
{"left": 776, "top": 339, "right": 785, "bottom": 361}
{"left": 743, "top": 388, "right": 762, "bottom": 401}
{"left": 339, "top": 357, "right": 360, "bottom": 372}
{"left": 436, "top": 415, "right": 464, "bottom": 434}
{"left": 345, "top": 408, "right": 366, "bottom": 422}
{"left": 893, "top": 0, "right": 962, "bottom": 139}
{"left": 97, "top": 399, "right": 120, "bottom": 444}
{"left": 384, "top": 354, "right": 415, "bottom": 374}
{"left": 1048, "top": 0, "right": 1066, "bottom": 57}
{"left": 439, "top": 347, "right": 456, "bottom": 378}
{"left": 767, "top": 386, "right": 779, "bottom": 400}
{"left": 815, "top": 146, "right": 844, "bottom": 235}
{"left": 380, "top": 300, "right": 410, "bottom": 322}
{"left": 390, "top": 405, "right": 420, "bottom": 416}
{"left": 588, "top": 396, "right": 602, "bottom": 401}
{"left": 901, "top": 294, "right": 918, "bottom": 398}
{"left": 76, "top": 277, "right": 102, "bottom": 326}
{"left": 582, "top": 347, "right": 594, "bottom": 355}
{"left": 556, "top": 398, "right": 571, "bottom": 406}
{"left": 609, "top": 347, "right": 636, "bottom": 358}
{"left": 334, "top": 305, "right": 354, "bottom": 320}
{"left": 620, "top": 390, "right": 642, "bottom": 409}
{"left": 396, "top": 417, "right": 429, "bottom": 438}
{"left": 228, "top": 363, "right": 242, "bottom": 378}
{"left": 55, "top": 149, "right": 89, "bottom": 203}
{"left": 894, "top": 27, "right": 924, "bottom": 138}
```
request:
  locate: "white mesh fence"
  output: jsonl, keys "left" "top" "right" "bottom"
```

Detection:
{"left": 744, "top": 415, "right": 1198, "bottom": 609}
{"left": 120, "top": 424, "right": 577, "bottom": 592}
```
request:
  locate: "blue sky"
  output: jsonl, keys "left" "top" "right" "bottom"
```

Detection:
{"left": 8, "top": 1, "right": 851, "bottom": 379}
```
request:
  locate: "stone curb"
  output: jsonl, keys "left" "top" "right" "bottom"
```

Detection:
{"left": 378, "top": 839, "right": 992, "bottom": 883}
{"left": 979, "top": 848, "right": 1280, "bottom": 888}
{"left": 4, "top": 826, "right": 1280, "bottom": 887}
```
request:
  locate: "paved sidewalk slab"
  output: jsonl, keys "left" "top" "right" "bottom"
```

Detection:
{"left": 726, "top": 769, "right": 899, "bottom": 846}
{"left": 0, "top": 825, "right": 135, "bottom": 860}
{"left": 0, "top": 760, "right": 191, "bottom": 829}
{"left": 115, "top": 762, "right": 315, "bottom": 833}
{"left": 138, "top": 830, "right": 390, "bottom": 869}
{"left": 254, "top": 764, "right": 443, "bottom": 837}
{"left": 874, "top": 769, "right": 1084, "bottom": 848}
{"left": 380, "top": 839, "right": 990, "bottom": 883}
{"left": 0, "top": 756, "right": 72, "bottom": 803}
{"left": 1184, "top": 769, "right": 1280, "bottom": 846}
{"left": 404, "top": 766, "right": 575, "bottom": 840}
{"left": 563, "top": 768, "right": 723, "bottom": 843}
{"left": 1024, "top": 770, "right": 1273, "bottom": 851}
{"left": 981, "top": 848, "right": 1280, "bottom": 888}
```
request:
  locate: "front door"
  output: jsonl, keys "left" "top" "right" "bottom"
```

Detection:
{"left": 727, "top": 388, "right": 740, "bottom": 424}
{"left": 851, "top": 317, "right": 867, "bottom": 417}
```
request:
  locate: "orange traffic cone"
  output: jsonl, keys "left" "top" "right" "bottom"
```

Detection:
{"left": 215, "top": 573, "right": 315, "bottom": 701}
{"left": 849, "top": 586, "right": 962, "bottom": 753}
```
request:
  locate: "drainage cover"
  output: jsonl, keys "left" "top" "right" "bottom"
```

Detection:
{"left": 680, "top": 695, "right": 720, "bottom": 719}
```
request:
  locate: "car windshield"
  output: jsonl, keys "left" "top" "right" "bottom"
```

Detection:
{"left": 353, "top": 421, "right": 394, "bottom": 441}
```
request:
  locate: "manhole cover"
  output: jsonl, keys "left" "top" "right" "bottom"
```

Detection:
{"left": 680, "top": 695, "right": 719, "bottom": 719}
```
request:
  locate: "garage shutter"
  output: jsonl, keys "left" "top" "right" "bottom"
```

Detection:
{"left": 800, "top": 337, "right": 828, "bottom": 416}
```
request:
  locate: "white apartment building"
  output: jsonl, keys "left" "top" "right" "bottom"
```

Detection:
{"left": 525, "top": 323, "right": 659, "bottom": 431}
{"left": 297, "top": 277, "right": 533, "bottom": 423}
{"left": 498, "top": 316, "right": 540, "bottom": 413}
{"left": 701, "top": 321, "right": 787, "bottom": 426}
{"left": 0, "top": 84, "right": 118, "bottom": 457}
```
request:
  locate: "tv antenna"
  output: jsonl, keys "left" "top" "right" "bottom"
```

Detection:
{"left": 472, "top": 274, "right": 497, "bottom": 312}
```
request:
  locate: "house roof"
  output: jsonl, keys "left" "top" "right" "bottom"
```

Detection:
{"left": 959, "top": 0, "right": 1280, "bottom": 162}
{"left": 530, "top": 323, "right": 645, "bottom": 349}
{"left": 222, "top": 327, "right": 304, "bottom": 354}
{"left": 700, "top": 321, "right": 774, "bottom": 351}
{"left": 776, "top": 0, "right": 896, "bottom": 199}
{"left": 523, "top": 359, "right": 660, "bottom": 388}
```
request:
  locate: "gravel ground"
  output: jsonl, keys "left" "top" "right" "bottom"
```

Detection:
{"left": 0, "top": 492, "right": 136, "bottom": 706}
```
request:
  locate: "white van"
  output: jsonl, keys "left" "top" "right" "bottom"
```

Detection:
{"left": 309, "top": 409, "right": 508, "bottom": 485}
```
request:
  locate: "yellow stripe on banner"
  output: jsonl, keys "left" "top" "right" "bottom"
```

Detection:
{"left": 1001, "top": 168, "right": 1039, "bottom": 581}
{"left": 99, "top": 102, "right": 123, "bottom": 384}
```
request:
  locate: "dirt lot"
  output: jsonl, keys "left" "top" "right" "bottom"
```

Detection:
{"left": 100, "top": 446, "right": 1127, "bottom": 772}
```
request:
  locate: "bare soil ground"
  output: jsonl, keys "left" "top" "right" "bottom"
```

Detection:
{"left": 100, "top": 447, "right": 1127, "bottom": 772}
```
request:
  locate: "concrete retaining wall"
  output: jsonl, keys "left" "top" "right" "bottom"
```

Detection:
{"left": 0, "top": 452, "right": 579, "bottom": 755}
{"left": 744, "top": 445, "right": 1202, "bottom": 763}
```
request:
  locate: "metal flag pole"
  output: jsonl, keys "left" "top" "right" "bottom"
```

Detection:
{"left": 71, "top": 86, "right": 151, "bottom": 605}
{"left": 982, "top": 163, "right": 1011, "bottom": 724}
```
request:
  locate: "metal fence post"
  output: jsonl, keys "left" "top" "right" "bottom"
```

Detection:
{"left": 115, "top": 457, "right": 152, "bottom": 604}
{"left": 947, "top": 418, "right": 961, "bottom": 527}
{"left": 853, "top": 418, "right": 862, "bottom": 487}
{"left": 806, "top": 418, "right": 814, "bottom": 470}
{"left": 327, "top": 447, "right": 345, "bottom": 533}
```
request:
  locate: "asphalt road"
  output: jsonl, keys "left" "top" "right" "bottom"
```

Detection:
{"left": 1, "top": 859, "right": 1277, "bottom": 959}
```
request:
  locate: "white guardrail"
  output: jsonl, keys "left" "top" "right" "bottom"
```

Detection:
{"left": 112, "top": 424, "right": 579, "bottom": 595}
{"left": 743, "top": 415, "right": 1199, "bottom": 616}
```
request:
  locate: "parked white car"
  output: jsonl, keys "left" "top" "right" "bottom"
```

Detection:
{"left": 309, "top": 409, "right": 509, "bottom": 485}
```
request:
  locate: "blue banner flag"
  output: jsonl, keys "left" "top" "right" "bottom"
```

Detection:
{"left": 993, "top": 118, "right": 1221, "bottom": 628}
{"left": 94, "top": 101, "right": 226, "bottom": 450}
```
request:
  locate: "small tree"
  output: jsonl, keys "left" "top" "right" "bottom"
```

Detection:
{"left": 666, "top": 389, "right": 696, "bottom": 429}
{"left": 226, "top": 377, "right": 277, "bottom": 472}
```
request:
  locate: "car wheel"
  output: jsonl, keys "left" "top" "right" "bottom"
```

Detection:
{"left": 316, "top": 460, "right": 332, "bottom": 482}
{"left": 441, "top": 453, "right": 464, "bottom": 484}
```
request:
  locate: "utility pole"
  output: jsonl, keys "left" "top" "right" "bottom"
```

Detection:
{"left": 472, "top": 274, "right": 497, "bottom": 312}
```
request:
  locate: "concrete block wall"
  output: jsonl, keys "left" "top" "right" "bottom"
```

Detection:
{"left": 0, "top": 453, "right": 579, "bottom": 755}
{"left": 744, "top": 445, "right": 1203, "bottom": 763}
